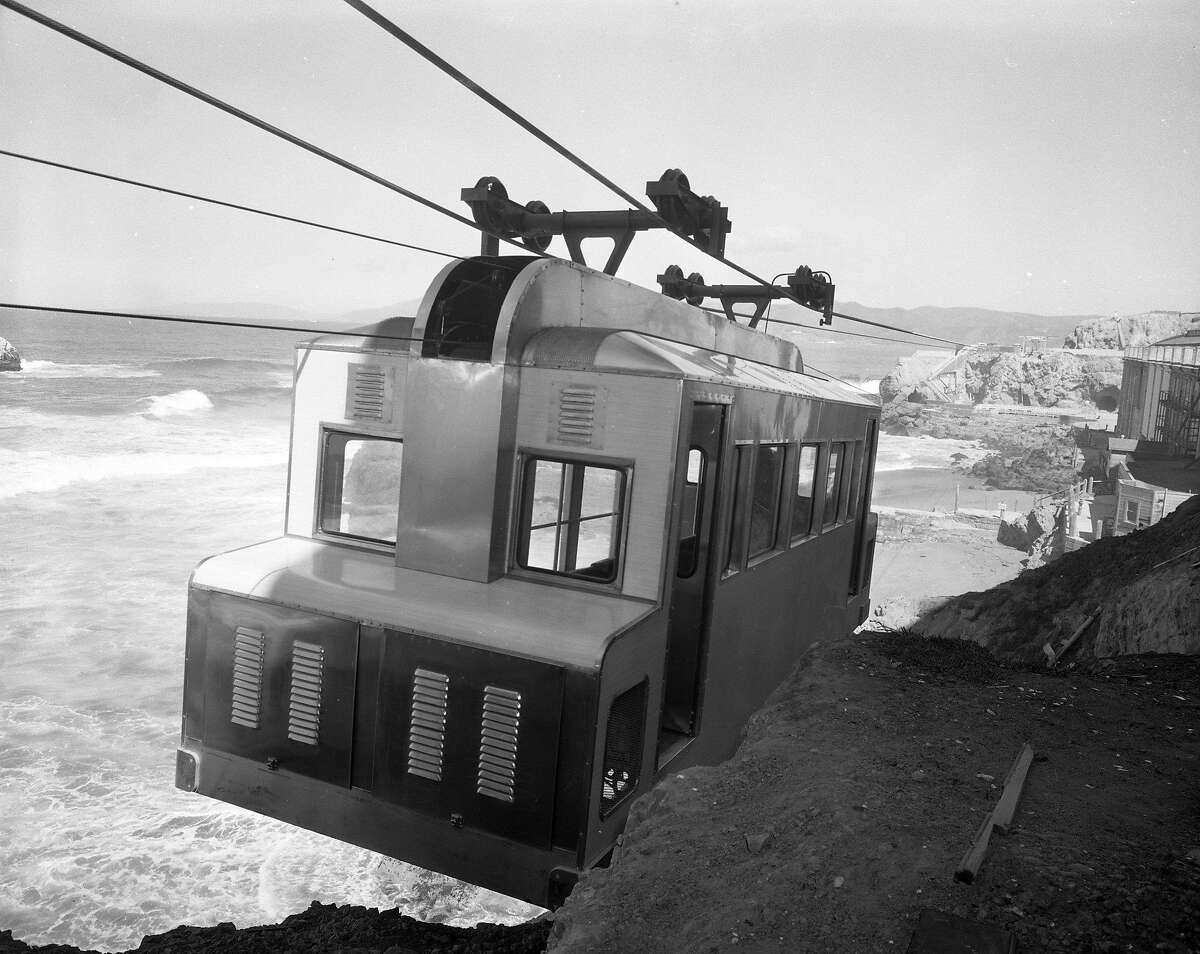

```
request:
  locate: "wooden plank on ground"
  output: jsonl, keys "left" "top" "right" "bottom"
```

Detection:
{"left": 993, "top": 743, "right": 1036, "bottom": 834}
{"left": 954, "top": 741, "right": 1036, "bottom": 883}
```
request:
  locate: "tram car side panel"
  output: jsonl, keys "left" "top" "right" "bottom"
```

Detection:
{"left": 691, "top": 392, "right": 877, "bottom": 766}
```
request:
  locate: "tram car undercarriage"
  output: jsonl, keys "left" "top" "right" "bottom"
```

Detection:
{"left": 176, "top": 254, "right": 879, "bottom": 908}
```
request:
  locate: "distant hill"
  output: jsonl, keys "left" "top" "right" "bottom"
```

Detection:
{"left": 771, "top": 300, "right": 1104, "bottom": 346}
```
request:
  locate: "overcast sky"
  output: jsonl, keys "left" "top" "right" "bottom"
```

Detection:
{"left": 1, "top": 0, "right": 1197, "bottom": 318}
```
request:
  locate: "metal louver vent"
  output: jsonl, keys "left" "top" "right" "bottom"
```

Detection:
{"left": 407, "top": 668, "right": 449, "bottom": 782}
{"left": 556, "top": 386, "right": 595, "bottom": 445}
{"left": 345, "top": 363, "right": 392, "bottom": 424}
{"left": 230, "top": 627, "right": 265, "bottom": 729}
{"left": 477, "top": 686, "right": 521, "bottom": 803}
{"left": 548, "top": 383, "right": 605, "bottom": 448}
{"left": 287, "top": 640, "right": 324, "bottom": 745}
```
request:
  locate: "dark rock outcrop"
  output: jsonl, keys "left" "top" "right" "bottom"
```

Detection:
{"left": 0, "top": 337, "right": 20, "bottom": 372}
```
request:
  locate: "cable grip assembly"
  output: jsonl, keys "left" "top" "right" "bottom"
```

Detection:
{"left": 656, "top": 264, "right": 835, "bottom": 327}
{"left": 461, "top": 169, "right": 730, "bottom": 275}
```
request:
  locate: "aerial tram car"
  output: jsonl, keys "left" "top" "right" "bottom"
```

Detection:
{"left": 175, "top": 172, "right": 881, "bottom": 908}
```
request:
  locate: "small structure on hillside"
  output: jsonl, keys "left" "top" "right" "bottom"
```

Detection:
{"left": 1112, "top": 479, "right": 1193, "bottom": 535}
{"left": 1116, "top": 328, "right": 1200, "bottom": 458}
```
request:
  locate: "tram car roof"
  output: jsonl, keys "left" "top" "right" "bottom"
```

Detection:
{"left": 304, "top": 255, "right": 878, "bottom": 408}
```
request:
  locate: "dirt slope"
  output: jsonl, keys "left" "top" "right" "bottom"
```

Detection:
{"left": 548, "top": 635, "right": 1200, "bottom": 954}
{"left": 912, "top": 495, "right": 1200, "bottom": 664}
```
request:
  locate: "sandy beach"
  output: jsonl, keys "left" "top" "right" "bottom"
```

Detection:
{"left": 868, "top": 465, "right": 1036, "bottom": 628}
{"left": 873, "top": 466, "right": 1041, "bottom": 515}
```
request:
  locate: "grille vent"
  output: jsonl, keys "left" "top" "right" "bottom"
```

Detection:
{"left": 345, "top": 363, "right": 393, "bottom": 424}
{"left": 407, "top": 668, "right": 450, "bottom": 782}
{"left": 287, "top": 640, "right": 325, "bottom": 745}
{"left": 477, "top": 686, "right": 522, "bottom": 803}
{"left": 548, "top": 383, "right": 606, "bottom": 449}
{"left": 230, "top": 627, "right": 265, "bottom": 729}
{"left": 600, "top": 681, "right": 647, "bottom": 817}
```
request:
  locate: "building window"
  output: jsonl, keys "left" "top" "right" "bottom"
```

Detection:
{"left": 515, "top": 456, "right": 626, "bottom": 583}
{"left": 1124, "top": 500, "right": 1139, "bottom": 524}
{"left": 791, "top": 443, "right": 820, "bottom": 541}
{"left": 823, "top": 443, "right": 845, "bottom": 528}
{"left": 748, "top": 444, "right": 786, "bottom": 559}
{"left": 318, "top": 431, "right": 404, "bottom": 545}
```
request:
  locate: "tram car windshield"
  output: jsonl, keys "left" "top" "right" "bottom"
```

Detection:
{"left": 176, "top": 254, "right": 880, "bottom": 908}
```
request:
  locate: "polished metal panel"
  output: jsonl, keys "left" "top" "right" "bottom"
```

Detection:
{"left": 516, "top": 368, "right": 680, "bottom": 602}
{"left": 521, "top": 327, "right": 876, "bottom": 408}
{"left": 287, "top": 346, "right": 408, "bottom": 538}
{"left": 230, "top": 627, "right": 266, "bottom": 730}
{"left": 184, "top": 743, "right": 580, "bottom": 908}
{"left": 395, "top": 358, "right": 511, "bottom": 582}
{"left": 196, "top": 593, "right": 358, "bottom": 786}
{"left": 373, "top": 631, "right": 563, "bottom": 847}
{"left": 484, "top": 259, "right": 806, "bottom": 374}
{"left": 191, "top": 536, "right": 655, "bottom": 669}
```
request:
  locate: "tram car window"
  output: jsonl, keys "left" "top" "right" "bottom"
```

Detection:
{"left": 176, "top": 256, "right": 880, "bottom": 910}
{"left": 791, "top": 443, "right": 820, "bottom": 541}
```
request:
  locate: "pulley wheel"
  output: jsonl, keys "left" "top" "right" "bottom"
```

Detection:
{"left": 467, "top": 176, "right": 513, "bottom": 236}
{"left": 685, "top": 272, "right": 706, "bottom": 307}
{"left": 658, "top": 264, "right": 686, "bottom": 300}
{"left": 521, "top": 199, "right": 552, "bottom": 253}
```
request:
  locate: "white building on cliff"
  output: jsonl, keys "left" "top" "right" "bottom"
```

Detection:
{"left": 1116, "top": 328, "right": 1200, "bottom": 458}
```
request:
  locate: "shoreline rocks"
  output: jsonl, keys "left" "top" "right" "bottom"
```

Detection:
{"left": 0, "top": 336, "right": 20, "bottom": 372}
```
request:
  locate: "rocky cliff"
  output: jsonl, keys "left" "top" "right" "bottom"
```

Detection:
{"left": 964, "top": 350, "right": 1122, "bottom": 406}
{"left": 1064, "top": 311, "right": 1200, "bottom": 349}
{"left": 880, "top": 349, "right": 1122, "bottom": 407}
{"left": 0, "top": 337, "right": 20, "bottom": 372}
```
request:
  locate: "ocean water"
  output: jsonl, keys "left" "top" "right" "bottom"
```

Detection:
{"left": 0, "top": 309, "right": 956, "bottom": 950}
{"left": 0, "top": 310, "right": 535, "bottom": 951}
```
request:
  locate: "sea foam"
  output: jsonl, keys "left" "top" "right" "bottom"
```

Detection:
{"left": 139, "top": 389, "right": 214, "bottom": 418}
{"left": 18, "top": 360, "right": 161, "bottom": 379}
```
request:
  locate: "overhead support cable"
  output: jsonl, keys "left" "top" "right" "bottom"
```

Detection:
{"left": 340, "top": 0, "right": 965, "bottom": 351}
{"left": 0, "top": 149, "right": 465, "bottom": 260}
{"left": 0, "top": 0, "right": 541, "bottom": 258}
{"left": 829, "top": 310, "right": 967, "bottom": 349}
{"left": 339, "top": 0, "right": 649, "bottom": 214}
{"left": 0, "top": 302, "right": 422, "bottom": 343}
{"left": 698, "top": 305, "right": 959, "bottom": 348}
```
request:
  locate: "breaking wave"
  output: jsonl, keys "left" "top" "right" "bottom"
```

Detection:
{"left": 139, "top": 390, "right": 214, "bottom": 418}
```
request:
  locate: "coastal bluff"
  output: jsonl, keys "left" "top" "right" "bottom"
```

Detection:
{"left": 0, "top": 336, "right": 20, "bottom": 372}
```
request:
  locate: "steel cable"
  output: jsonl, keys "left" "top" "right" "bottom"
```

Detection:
{"left": 0, "top": 0, "right": 545, "bottom": 259}
{"left": 0, "top": 302, "right": 423, "bottom": 343}
{"left": 340, "top": 0, "right": 967, "bottom": 349}
{"left": 0, "top": 149, "right": 466, "bottom": 260}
